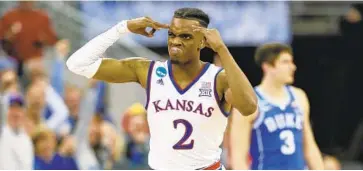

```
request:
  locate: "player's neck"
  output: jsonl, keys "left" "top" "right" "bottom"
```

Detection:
{"left": 259, "top": 77, "right": 286, "bottom": 97}
{"left": 171, "top": 60, "right": 204, "bottom": 81}
{"left": 37, "top": 152, "right": 54, "bottom": 163}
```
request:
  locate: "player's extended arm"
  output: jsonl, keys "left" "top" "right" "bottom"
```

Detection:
{"left": 229, "top": 108, "right": 257, "bottom": 170}
{"left": 192, "top": 26, "right": 257, "bottom": 116}
{"left": 295, "top": 88, "right": 324, "bottom": 169}
{"left": 66, "top": 17, "right": 168, "bottom": 84}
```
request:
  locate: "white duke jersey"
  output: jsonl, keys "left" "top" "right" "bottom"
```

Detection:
{"left": 145, "top": 60, "right": 229, "bottom": 169}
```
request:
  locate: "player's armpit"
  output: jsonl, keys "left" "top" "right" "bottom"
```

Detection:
{"left": 216, "top": 70, "right": 257, "bottom": 116}
{"left": 93, "top": 57, "right": 151, "bottom": 87}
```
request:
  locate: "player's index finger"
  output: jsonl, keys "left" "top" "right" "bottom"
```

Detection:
{"left": 154, "top": 22, "right": 169, "bottom": 29}
{"left": 191, "top": 25, "right": 206, "bottom": 33}
{"left": 149, "top": 20, "right": 169, "bottom": 29}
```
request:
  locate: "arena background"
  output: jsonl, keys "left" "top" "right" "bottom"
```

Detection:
{"left": 1, "top": 1, "right": 363, "bottom": 170}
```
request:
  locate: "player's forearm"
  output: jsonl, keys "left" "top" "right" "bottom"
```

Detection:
{"left": 217, "top": 47, "right": 257, "bottom": 115}
{"left": 230, "top": 153, "right": 249, "bottom": 170}
{"left": 66, "top": 20, "right": 130, "bottom": 78}
{"left": 304, "top": 145, "right": 324, "bottom": 169}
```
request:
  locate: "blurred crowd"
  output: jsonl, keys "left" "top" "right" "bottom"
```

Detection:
{"left": 0, "top": 2, "right": 151, "bottom": 170}
{"left": 1, "top": 1, "right": 363, "bottom": 170}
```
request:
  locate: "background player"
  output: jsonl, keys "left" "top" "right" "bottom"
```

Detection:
{"left": 229, "top": 43, "right": 324, "bottom": 169}
{"left": 66, "top": 8, "right": 257, "bottom": 170}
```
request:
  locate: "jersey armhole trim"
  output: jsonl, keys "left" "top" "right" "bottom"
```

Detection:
{"left": 214, "top": 68, "right": 230, "bottom": 117}
{"left": 253, "top": 109, "right": 265, "bottom": 129}
{"left": 145, "top": 61, "right": 155, "bottom": 110}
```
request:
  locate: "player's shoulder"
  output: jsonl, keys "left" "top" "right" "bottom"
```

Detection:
{"left": 212, "top": 64, "right": 225, "bottom": 79}
{"left": 212, "top": 64, "right": 228, "bottom": 89}
{"left": 152, "top": 59, "right": 168, "bottom": 66}
{"left": 146, "top": 59, "right": 170, "bottom": 73}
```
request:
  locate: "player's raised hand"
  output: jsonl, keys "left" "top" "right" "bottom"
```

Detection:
{"left": 127, "top": 17, "right": 169, "bottom": 37}
{"left": 192, "top": 25, "right": 226, "bottom": 53}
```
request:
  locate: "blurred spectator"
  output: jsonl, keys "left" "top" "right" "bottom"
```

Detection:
{"left": 21, "top": 39, "right": 71, "bottom": 136}
{"left": 122, "top": 103, "right": 150, "bottom": 169}
{"left": 61, "top": 84, "right": 82, "bottom": 134}
{"left": 70, "top": 81, "right": 124, "bottom": 170}
{"left": 0, "top": 58, "right": 19, "bottom": 94}
{"left": 323, "top": 155, "right": 341, "bottom": 170}
{"left": 60, "top": 80, "right": 110, "bottom": 136}
{"left": 89, "top": 114, "right": 124, "bottom": 169}
{"left": 339, "top": 4, "right": 363, "bottom": 60}
{"left": 0, "top": 55, "right": 17, "bottom": 74}
{"left": 0, "top": 1, "right": 58, "bottom": 62}
{"left": 340, "top": 4, "right": 363, "bottom": 44}
{"left": 0, "top": 94, "right": 33, "bottom": 169}
{"left": 338, "top": 4, "right": 363, "bottom": 149}
{"left": 0, "top": 68, "right": 20, "bottom": 94}
{"left": 22, "top": 39, "right": 70, "bottom": 92}
{"left": 1, "top": 39, "right": 70, "bottom": 136}
{"left": 89, "top": 115, "right": 110, "bottom": 168}
{"left": 23, "top": 80, "right": 48, "bottom": 136}
{"left": 32, "top": 128, "right": 78, "bottom": 169}
{"left": 0, "top": 65, "right": 20, "bottom": 129}
{"left": 66, "top": 84, "right": 100, "bottom": 170}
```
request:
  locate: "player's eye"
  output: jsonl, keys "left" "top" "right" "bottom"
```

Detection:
{"left": 180, "top": 34, "right": 192, "bottom": 40}
{"left": 168, "top": 32, "right": 175, "bottom": 38}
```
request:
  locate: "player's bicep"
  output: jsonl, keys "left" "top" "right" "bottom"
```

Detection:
{"left": 217, "top": 71, "right": 239, "bottom": 111}
{"left": 294, "top": 88, "right": 316, "bottom": 147}
{"left": 93, "top": 57, "right": 150, "bottom": 84}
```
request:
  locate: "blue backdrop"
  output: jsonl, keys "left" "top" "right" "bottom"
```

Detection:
{"left": 80, "top": 1, "right": 291, "bottom": 47}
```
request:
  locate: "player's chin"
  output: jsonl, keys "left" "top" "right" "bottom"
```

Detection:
{"left": 169, "top": 51, "right": 182, "bottom": 59}
{"left": 169, "top": 55, "right": 178, "bottom": 63}
{"left": 285, "top": 77, "right": 294, "bottom": 84}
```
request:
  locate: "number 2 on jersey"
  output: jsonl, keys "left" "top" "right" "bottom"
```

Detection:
{"left": 173, "top": 119, "right": 194, "bottom": 150}
{"left": 279, "top": 130, "right": 296, "bottom": 155}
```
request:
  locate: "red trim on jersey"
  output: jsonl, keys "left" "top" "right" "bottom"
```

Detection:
{"left": 199, "top": 161, "right": 221, "bottom": 170}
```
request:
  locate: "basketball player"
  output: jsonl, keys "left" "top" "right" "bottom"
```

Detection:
{"left": 66, "top": 8, "right": 257, "bottom": 170}
{"left": 229, "top": 43, "right": 324, "bottom": 170}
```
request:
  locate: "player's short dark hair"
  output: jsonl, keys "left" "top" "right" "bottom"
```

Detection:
{"left": 254, "top": 43, "right": 293, "bottom": 67}
{"left": 173, "top": 7, "right": 210, "bottom": 28}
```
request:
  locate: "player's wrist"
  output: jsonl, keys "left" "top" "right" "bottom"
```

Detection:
{"left": 216, "top": 45, "right": 229, "bottom": 56}
{"left": 115, "top": 20, "right": 131, "bottom": 35}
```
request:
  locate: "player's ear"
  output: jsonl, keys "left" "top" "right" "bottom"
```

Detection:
{"left": 261, "top": 62, "right": 272, "bottom": 72}
{"left": 200, "top": 37, "right": 206, "bottom": 49}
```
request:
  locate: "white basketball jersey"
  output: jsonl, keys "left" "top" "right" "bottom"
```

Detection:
{"left": 145, "top": 60, "right": 229, "bottom": 169}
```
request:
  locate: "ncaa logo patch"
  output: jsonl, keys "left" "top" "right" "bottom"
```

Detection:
{"left": 156, "top": 67, "right": 167, "bottom": 78}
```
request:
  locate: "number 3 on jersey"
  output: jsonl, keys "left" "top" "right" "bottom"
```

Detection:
{"left": 280, "top": 130, "right": 296, "bottom": 155}
{"left": 173, "top": 119, "right": 194, "bottom": 150}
